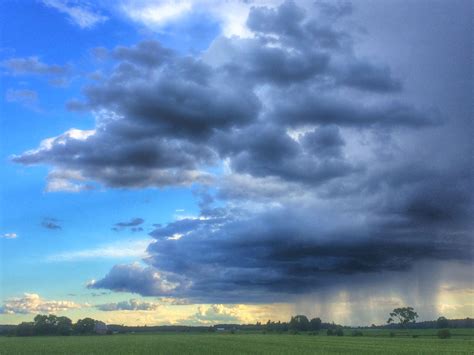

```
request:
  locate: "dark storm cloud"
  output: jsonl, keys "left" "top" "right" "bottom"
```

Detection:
{"left": 88, "top": 263, "right": 189, "bottom": 297}
{"left": 13, "top": 0, "right": 436, "bottom": 189}
{"left": 41, "top": 217, "right": 61, "bottom": 230}
{"left": 267, "top": 87, "right": 438, "bottom": 128}
{"left": 300, "top": 126, "right": 344, "bottom": 158}
{"left": 12, "top": 1, "right": 472, "bottom": 304}
{"left": 335, "top": 61, "right": 402, "bottom": 92}
{"left": 88, "top": 188, "right": 472, "bottom": 302}
{"left": 12, "top": 126, "right": 216, "bottom": 188}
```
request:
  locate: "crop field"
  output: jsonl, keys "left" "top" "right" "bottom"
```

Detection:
{"left": 1, "top": 329, "right": 473, "bottom": 354}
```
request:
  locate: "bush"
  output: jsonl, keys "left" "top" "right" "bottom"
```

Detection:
{"left": 389, "top": 332, "right": 395, "bottom": 337}
{"left": 412, "top": 335, "right": 419, "bottom": 338}
{"left": 335, "top": 328, "right": 344, "bottom": 336}
{"left": 308, "top": 331, "right": 319, "bottom": 336}
{"left": 326, "top": 329, "right": 334, "bottom": 336}
{"left": 352, "top": 330, "right": 363, "bottom": 337}
{"left": 437, "top": 329, "right": 451, "bottom": 339}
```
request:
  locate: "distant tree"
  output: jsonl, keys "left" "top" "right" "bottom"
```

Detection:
{"left": 437, "top": 316, "right": 449, "bottom": 329}
{"left": 387, "top": 307, "right": 419, "bottom": 328}
{"left": 30, "top": 314, "right": 73, "bottom": 335}
{"left": 74, "top": 318, "right": 96, "bottom": 335}
{"left": 289, "top": 315, "right": 310, "bottom": 331}
{"left": 57, "top": 316, "right": 73, "bottom": 335}
{"left": 309, "top": 317, "right": 322, "bottom": 331}
{"left": 16, "top": 322, "right": 35, "bottom": 336}
{"left": 437, "top": 329, "right": 451, "bottom": 339}
{"left": 34, "top": 314, "right": 59, "bottom": 335}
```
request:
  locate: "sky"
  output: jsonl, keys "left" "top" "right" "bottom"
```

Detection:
{"left": 0, "top": 0, "right": 472, "bottom": 327}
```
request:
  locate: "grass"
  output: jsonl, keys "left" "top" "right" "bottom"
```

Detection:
{"left": 0, "top": 329, "right": 473, "bottom": 354}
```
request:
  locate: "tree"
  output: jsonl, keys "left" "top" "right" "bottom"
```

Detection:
{"left": 289, "top": 315, "right": 310, "bottom": 331}
{"left": 31, "top": 314, "right": 73, "bottom": 335}
{"left": 74, "top": 318, "right": 96, "bottom": 335}
{"left": 309, "top": 317, "right": 322, "bottom": 331}
{"left": 16, "top": 322, "right": 35, "bottom": 336}
{"left": 437, "top": 316, "right": 449, "bottom": 329}
{"left": 34, "top": 314, "right": 58, "bottom": 335}
{"left": 56, "top": 316, "right": 73, "bottom": 335}
{"left": 387, "top": 307, "right": 419, "bottom": 328}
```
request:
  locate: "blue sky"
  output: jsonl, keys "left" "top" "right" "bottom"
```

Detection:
{"left": 0, "top": 0, "right": 472, "bottom": 326}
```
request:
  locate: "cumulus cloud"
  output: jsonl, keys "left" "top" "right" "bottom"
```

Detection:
{"left": 96, "top": 299, "right": 161, "bottom": 311}
{"left": 41, "top": 0, "right": 107, "bottom": 29}
{"left": 185, "top": 304, "right": 241, "bottom": 324}
{"left": 0, "top": 293, "right": 82, "bottom": 314}
{"left": 13, "top": 1, "right": 437, "bottom": 190}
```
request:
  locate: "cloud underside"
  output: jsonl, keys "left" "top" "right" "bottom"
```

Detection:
{"left": 14, "top": 1, "right": 472, "bottom": 302}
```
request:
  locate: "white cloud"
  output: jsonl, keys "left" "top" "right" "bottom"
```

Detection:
{"left": 1, "top": 233, "right": 18, "bottom": 239}
{"left": 121, "top": 0, "right": 193, "bottom": 27}
{"left": 41, "top": 0, "right": 108, "bottom": 29}
{"left": 0, "top": 293, "right": 82, "bottom": 314}
{"left": 182, "top": 303, "right": 289, "bottom": 325}
{"left": 47, "top": 239, "right": 152, "bottom": 261}
{"left": 46, "top": 169, "right": 92, "bottom": 193}
{"left": 117, "top": 0, "right": 280, "bottom": 37}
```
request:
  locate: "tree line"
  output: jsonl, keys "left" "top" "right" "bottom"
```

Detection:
{"left": 14, "top": 315, "right": 105, "bottom": 336}
{"left": 2, "top": 307, "right": 472, "bottom": 337}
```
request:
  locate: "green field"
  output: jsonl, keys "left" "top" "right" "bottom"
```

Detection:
{"left": 1, "top": 329, "right": 473, "bottom": 354}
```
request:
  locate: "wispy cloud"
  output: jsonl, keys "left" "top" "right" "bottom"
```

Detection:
{"left": 46, "top": 239, "right": 151, "bottom": 262}
{"left": 1, "top": 233, "right": 18, "bottom": 239}
{"left": 112, "top": 218, "right": 145, "bottom": 232}
{"left": 1, "top": 56, "right": 71, "bottom": 86}
{"left": 41, "top": 217, "right": 62, "bottom": 230}
{"left": 41, "top": 0, "right": 107, "bottom": 29}
{"left": 5, "top": 89, "right": 40, "bottom": 110}
{"left": 96, "top": 298, "right": 161, "bottom": 311}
